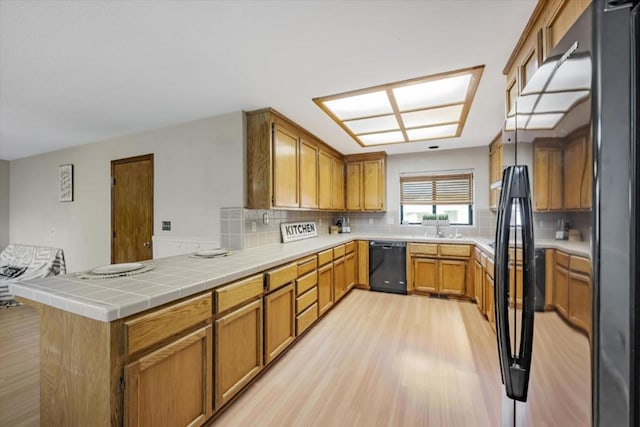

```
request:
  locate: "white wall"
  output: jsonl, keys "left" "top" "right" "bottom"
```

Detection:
{"left": 0, "top": 160, "right": 9, "bottom": 250}
{"left": 386, "top": 146, "right": 491, "bottom": 213}
{"left": 9, "top": 111, "right": 244, "bottom": 272}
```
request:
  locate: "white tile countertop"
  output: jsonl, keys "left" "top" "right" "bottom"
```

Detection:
{"left": 10, "top": 233, "right": 590, "bottom": 322}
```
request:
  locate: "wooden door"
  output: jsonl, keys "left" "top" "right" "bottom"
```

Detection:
{"left": 332, "top": 157, "right": 345, "bottom": 210}
{"left": 413, "top": 258, "right": 438, "bottom": 293}
{"left": 333, "top": 257, "right": 346, "bottom": 302}
{"left": 125, "top": 325, "right": 212, "bottom": 427}
{"left": 534, "top": 147, "right": 549, "bottom": 211}
{"left": 563, "top": 136, "right": 584, "bottom": 210}
{"left": 264, "top": 283, "right": 295, "bottom": 364}
{"left": 356, "top": 240, "right": 369, "bottom": 288}
{"left": 346, "top": 162, "right": 362, "bottom": 210}
{"left": 549, "top": 147, "right": 564, "bottom": 210}
{"left": 215, "top": 299, "right": 263, "bottom": 409}
{"left": 554, "top": 264, "right": 569, "bottom": 317}
{"left": 273, "top": 124, "right": 299, "bottom": 208}
{"left": 299, "top": 137, "right": 318, "bottom": 209}
{"left": 363, "top": 160, "right": 384, "bottom": 210}
{"left": 568, "top": 272, "right": 592, "bottom": 337}
{"left": 439, "top": 259, "right": 466, "bottom": 295}
{"left": 345, "top": 252, "right": 356, "bottom": 290}
{"left": 317, "top": 262, "right": 333, "bottom": 315}
{"left": 318, "top": 151, "right": 332, "bottom": 209}
{"left": 474, "top": 260, "right": 484, "bottom": 311}
{"left": 112, "top": 154, "right": 153, "bottom": 264}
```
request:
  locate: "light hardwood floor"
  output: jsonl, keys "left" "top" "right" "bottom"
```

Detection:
{"left": 0, "top": 290, "right": 591, "bottom": 427}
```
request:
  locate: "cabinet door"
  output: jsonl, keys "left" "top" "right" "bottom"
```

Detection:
{"left": 215, "top": 299, "right": 263, "bottom": 409}
{"left": 299, "top": 137, "right": 318, "bottom": 209}
{"left": 554, "top": 264, "right": 569, "bottom": 318}
{"left": 356, "top": 240, "right": 369, "bottom": 288}
{"left": 264, "top": 283, "right": 295, "bottom": 364}
{"left": 549, "top": 147, "right": 564, "bottom": 210}
{"left": 580, "top": 132, "right": 592, "bottom": 209}
{"left": 346, "top": 162, "right": 362, "bottom": 210}
{"left": 439, "top": 259, "right": 467, "bottom": 295}
{"left": 485, "top": 273, "right": 495, "bottom": 331}
{"left": 474, "top": 260, "right": 484, "bottom": 311}
{"left": 413, "top": 257, "right": 438, "bottom": 293}
{"left": 534, "top": 147, "right": 550, "bottom": 211}
{"left": 318, "top": 151, "right": 333, "bottom": 209}
{"left": 569, "top": 272, "right": 592, "bottom": 337}
{"left": 363, "top": 159, "right": 384, "bottom": 210}
{"left": 345, "top": 252, "right": 356, "bottom": 290}
{"left": 332, "top": 158, "right": 345, "bottom": 210}
{"left": 563, "top": 136, "right": 585, "bottom": 210}
{"left": 333, "top": 257, "right": 347, "bottom": 302}
{"left": 317, "top": 262, "right": 334, "bottom": 315}
{"left": 509, "top": 264, "right": 523, "bottom": 307}
{"left": 273, "top": 124, "right": 299, "bottom": 208}
{"left": 125, "top": 325, "right": 213, "bottom": 427}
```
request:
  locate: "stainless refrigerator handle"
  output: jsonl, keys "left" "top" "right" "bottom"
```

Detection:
{"left": 494, "top": 165, "right": 536, "bottom": 402}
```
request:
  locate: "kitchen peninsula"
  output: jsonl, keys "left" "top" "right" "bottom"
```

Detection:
{"left": 11, "top": 233, "right": 590, "bottom": 426}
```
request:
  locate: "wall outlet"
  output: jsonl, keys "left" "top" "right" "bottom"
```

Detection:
{"left": 162, "top": 221, "right": 171, "bottom": 231}
{"left": 251, "top": 221, "right": 257, "bottom": 232}
{"left": 368, "top": 218, "right": 373, "bottom": 225}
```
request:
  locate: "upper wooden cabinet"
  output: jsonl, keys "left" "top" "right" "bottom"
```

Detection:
{"left": 488, "top": 134, "right": 502, "bottom": 211}
{"left": 503, "top": 0, "right": 591, "bottom": 113}
{"left": 534, "top": 142, "right": 563, "bottom": 212}
{"left": 344, "top": 152, "right": 386, "bottom": 212}
{"left": 246, "top": 108, "right": 343, "bottom": 210}
{"left": 564, "top": 128, "right": 591, "bottom": 211}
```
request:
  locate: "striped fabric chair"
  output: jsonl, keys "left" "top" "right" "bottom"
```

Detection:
{"left": 0, "top": 244, "right": 66, "bottom": 308}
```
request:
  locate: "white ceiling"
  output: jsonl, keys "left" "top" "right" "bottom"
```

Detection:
{"left": 0, "top": 0, "right": 536, "bottom": 161}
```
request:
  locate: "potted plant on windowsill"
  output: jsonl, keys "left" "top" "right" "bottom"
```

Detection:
{"left": 437, "top": 213, "right": 450, "bottom": 227}
{"left": 421, "top": 213, "right": 438, "bottom": 226}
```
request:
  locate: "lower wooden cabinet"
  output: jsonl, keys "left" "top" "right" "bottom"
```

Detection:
{"left": 334, "top": 257, "right": 347, "bottom": 302}
{"left": 345, "top": 252, "right": 356, "bottom": 290}
{"left": 214, "top": 299, "right": 263, "bottom": 409}
{"left": 125, "top": 325, "right": 213, "bottom": 427}
{"left": 568, "top": 271, "right": 591, "bottom": 336}
{"left": 264, "top": 283, "right": 295, "bottom": 364}
{"left": 554, "top": 264, "right": 569, "bottom": 317}
{"left": 317, "top": 262, "right": 334, "bottom": 315}
{"left": 509, "top": 264, "right": 523, "bottom": 307}
{"left": 356, "top": 240, "right": 369, "bottom": 288}
{"left": 413, "top": 257, "right": 467, "bottom": 296}
{"left": 485, "top": 273, "right": 495, "bottom": 331}
{"left": 474, "top": 259, "right": 484, "bottom": 311}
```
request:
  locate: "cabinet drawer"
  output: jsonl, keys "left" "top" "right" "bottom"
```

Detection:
{"left": 296, "top": 270, "right": 318, "bottom": 296}
{"left": 570, "top": 255, "right": 591, "bottom": 275}
{"left": 409, "top": 243, "right": 437, "bottom": 255}
{"left": 266, "top": 262, "right": 297, "bottom": 292}
{"left": 345, "top": 241, "right": 356, "bottom": 254}
{"left": 296, "top": 302, "right": 318, "bottom": 336}
{"left": 556, "top": 251, "right": 570, "bottom": 268}
{"left": 333, "top": 244, "right": 346, "bottom": 259}
{"left": 297, "top": 255, "right": 317, "bottom": 277}
{"left": 439, "top": 244, "right": 471, "bottom": 257}
{"left": 215, "top": 274, "right": 264, "bottom": 314}
{"left": 296, "top": 286, "right": 318, "bottom": 314}
{"left": 126, "top": 294, "right": 212, "bottom": 357}
{"left": 317, "top": 249, "right": 333, "bottom": 266}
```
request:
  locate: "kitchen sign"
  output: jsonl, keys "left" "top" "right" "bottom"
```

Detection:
{"left": 280, "top": 221, "right": 318, "bottom": 243}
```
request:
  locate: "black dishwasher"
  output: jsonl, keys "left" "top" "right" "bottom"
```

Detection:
{"left": 369, "top": 241, "right": 407, "bottom": 295}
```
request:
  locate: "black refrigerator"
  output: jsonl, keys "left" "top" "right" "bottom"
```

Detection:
{"left": 493, "top": 1, "right": 639, "bottom": 425}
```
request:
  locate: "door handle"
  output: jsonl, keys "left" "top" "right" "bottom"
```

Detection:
{"left": 494, "top": 165, "right": 535, "bottom": 402}
{"left": 143, "top": 242, "right": 151, "bottom": 248}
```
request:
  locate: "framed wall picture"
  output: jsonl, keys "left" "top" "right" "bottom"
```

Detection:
{"left": 59, "top": 164, "right": 74, "bottom": 202}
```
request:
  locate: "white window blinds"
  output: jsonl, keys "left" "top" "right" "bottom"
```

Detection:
{"left": 400, "top": 173, "right": 474, "bottom": 205}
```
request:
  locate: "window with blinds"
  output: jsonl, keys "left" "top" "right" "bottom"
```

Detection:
{"left": 400, "top": 172, "right": 474, "bottom": 225}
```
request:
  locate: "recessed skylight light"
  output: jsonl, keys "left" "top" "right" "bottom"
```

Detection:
{"left": 313, "top": 66, "right": 484, "bottom": 147}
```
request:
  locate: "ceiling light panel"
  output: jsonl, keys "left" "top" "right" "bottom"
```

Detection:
{"left": 401, "top": 105, "right": 463, "bottom": 128}
{"left": 344, "top": 115, "right": 399, "bottom": 134}
{"left": 314, "top": 65, "right": 484, "bottom": 147}
{"left": 322, "top": 91, "right": 392, "bottom": 120}
{"left": 393, "top": 74, "right": 472, "bottom": 111}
